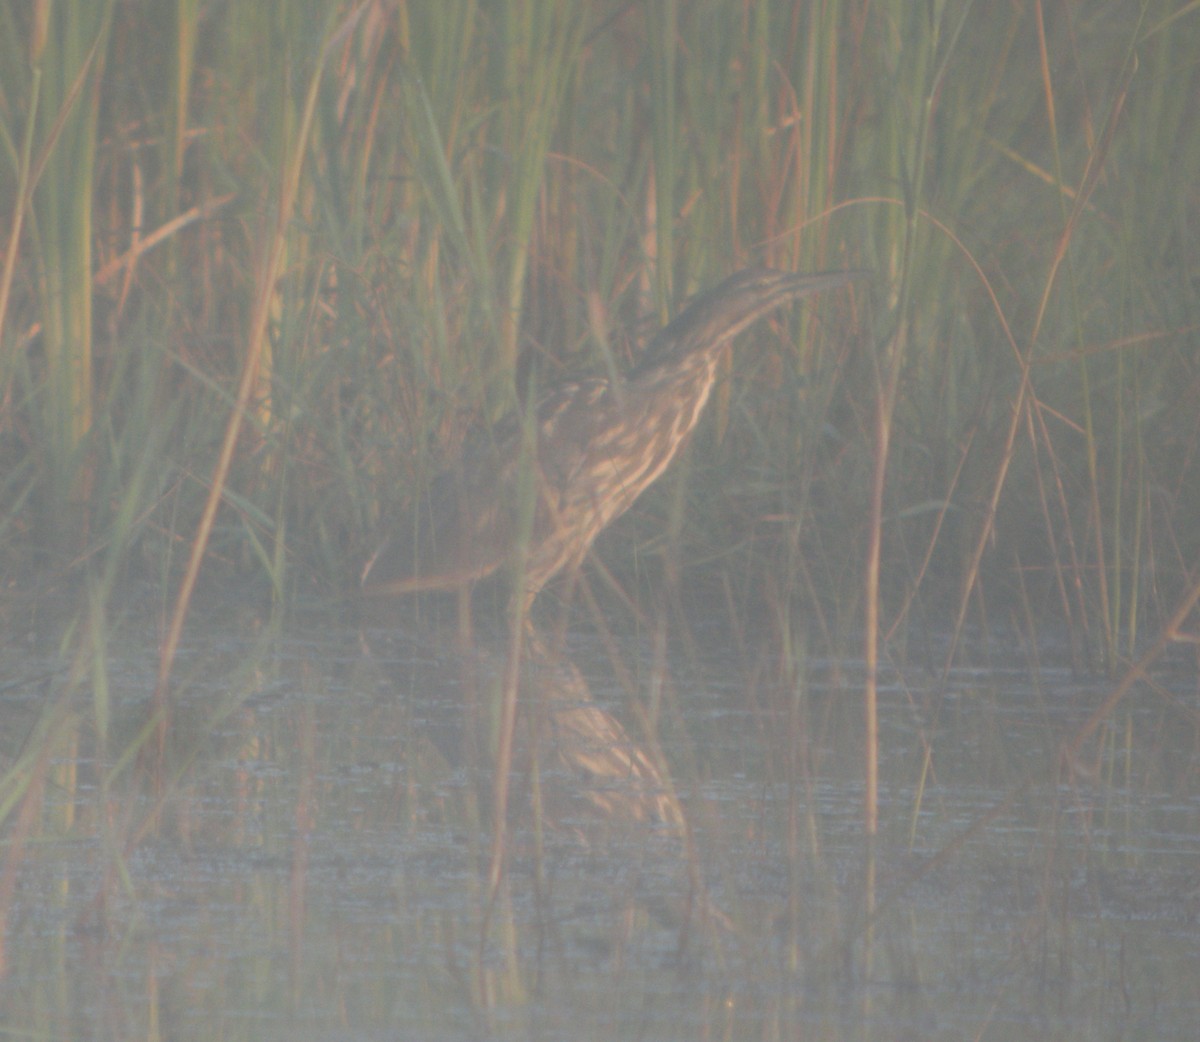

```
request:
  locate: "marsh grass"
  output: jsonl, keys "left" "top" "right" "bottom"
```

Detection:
{"left": 0, "top": 4, "right": 1190, "bottom": 634}
{"left": 1, "top": 0, "right": 1199, "bottom": 1030}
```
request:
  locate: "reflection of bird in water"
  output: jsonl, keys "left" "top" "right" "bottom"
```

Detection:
{"left": 361, "top": 267, "right": 857, "bottom": 612}
{"left": 520, "top": 631, "right": 685, "bottom": 837}
{"left": 361, "top": 623, "right": 685, "bottom": 838}
{"left": 519, "top": 632, "right": 734, "bottom": 933}
{"left": 360, "top": 623, "right": 727, "bottom": 930}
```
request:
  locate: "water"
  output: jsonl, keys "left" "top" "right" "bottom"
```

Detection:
{"left": 1, "top": 598, "right": 1197, "bottom": 1040}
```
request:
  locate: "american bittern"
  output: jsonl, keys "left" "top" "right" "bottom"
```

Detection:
{"left": 361, "top": 267, "right": 856, "bottom": 609}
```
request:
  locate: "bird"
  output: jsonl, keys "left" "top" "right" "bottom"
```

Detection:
{"left": 361, "top": 266, "right": 857, "bottom": 611}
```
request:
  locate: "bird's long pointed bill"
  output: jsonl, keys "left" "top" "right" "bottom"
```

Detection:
{"left": 677, "top": 267, "right": 861, "bottom": 347}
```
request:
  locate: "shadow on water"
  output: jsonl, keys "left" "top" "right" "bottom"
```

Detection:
{"left": 1, "top": 591, "right": 1199, "bottom": 1040}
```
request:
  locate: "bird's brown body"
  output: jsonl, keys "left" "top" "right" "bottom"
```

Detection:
{"left": 361, "top": 267, "right": 855, "bottom": 607}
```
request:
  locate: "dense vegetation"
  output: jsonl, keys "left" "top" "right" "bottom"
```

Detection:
{"left": 1, "top": 1, "right": 1194, "bottom": 670}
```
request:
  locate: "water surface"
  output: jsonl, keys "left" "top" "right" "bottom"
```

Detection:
{"left": 1, "top": 599, "right": 1197, "bottom": 1040}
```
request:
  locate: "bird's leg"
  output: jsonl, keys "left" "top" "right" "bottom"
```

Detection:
{"left": 543, "top": 557, "right": 583, "bottom": 666}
